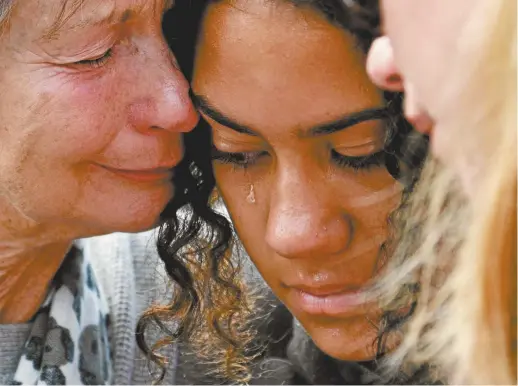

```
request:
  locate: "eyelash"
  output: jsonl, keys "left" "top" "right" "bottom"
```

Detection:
{"left": 330, "top": 149, "right": 386, "bottom": 171}
{"left": 212, "top": 148, "right": 268, "bottom": 169}
{"left": 212, "top": 147, "right": 386, "bottom": 172}
{"left": 76, "top": 48, "right": 113, "bottom": 68}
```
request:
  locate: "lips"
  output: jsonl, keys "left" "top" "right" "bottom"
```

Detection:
{"left": 97, "top": 164, "right": 175, "bottom": 183}
{"left": 283, "top": 278, "right": 372, "bottom": 316}
{"left": 287, "top": 284, "right": 369, "bottom": 316}
{"left": 290, "top": 283, "right": 362, "bottom": 297}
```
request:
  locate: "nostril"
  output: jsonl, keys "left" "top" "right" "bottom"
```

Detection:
{"left": 170, "top": 100, "right": 199, "bottom": 133}
{"left": 182, "top": 104, "right": 200, "bottom": 131}
{"left": 386, "top": 74, "right": 402, "bottom": 84}
{"left": 367, "top": 36, "right": 404, "bottom": 92}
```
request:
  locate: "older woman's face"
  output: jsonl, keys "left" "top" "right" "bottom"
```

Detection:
{"left": 0, "top": 0, "right": 198, "bottom": 234}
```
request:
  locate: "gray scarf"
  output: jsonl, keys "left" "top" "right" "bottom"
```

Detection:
{"left": 12, "top": 244, "right": 112, "bottom": 385}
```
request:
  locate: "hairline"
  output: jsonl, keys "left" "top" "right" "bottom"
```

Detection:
{"left": 0, "top": 0, "right": 14, "bottom": 32}
{"left": 0, "top": 0, "right": 86, "bottom": 37}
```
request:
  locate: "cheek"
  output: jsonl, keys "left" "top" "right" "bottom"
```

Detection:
{"left": 214, "top": 167, "right": 277, "bottom": 271}
{"left": 335, "top": 170, "right": 401, "bottom": 254}
{"left": 215, "top": 166, "right": 267, "bottom": 233}
{"left": 431, "top": 123, "right": 481, "bottom": 193}
{"left": 32, "top": 76, "right": 127, "bottom": 161}
{"left": 349, "top": 175, "right": 401, "bottom": 222}
{"left": 0, "top": 73, "right": 131, "bottom": 216}
{"left": 338, "top": 168, "right": 400, "bottom": 209}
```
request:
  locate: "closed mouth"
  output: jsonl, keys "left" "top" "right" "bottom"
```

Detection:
{"left": 97, "top": 164, "right": 175, "bottom": 183}
{"left": 290, "top": 283, "right": 362, "bottom": 297}
{"left": 288, "top": 286, "right": 368, "bottom": 316}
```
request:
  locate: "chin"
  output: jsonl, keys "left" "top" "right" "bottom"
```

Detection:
{"left": 83, "top": 188, "right": 174, "bottom": 235}
{"left": 314, "top": 337, "right": 377, "bottom": 362}
{"left": 302, "top": 317, "right": 379, "bottom": 362}
{"left": 112, "top": 214, "right": 162, "bottom": 234}
{"left": 84, "top": 209, "right": 162, "bottom": 236}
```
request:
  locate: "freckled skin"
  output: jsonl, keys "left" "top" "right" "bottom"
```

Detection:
{"left": 193, "top": 1, "right": 401, "bottom": 361}
{"left": 0, "top": 0, "right": 198, "bottom": 235}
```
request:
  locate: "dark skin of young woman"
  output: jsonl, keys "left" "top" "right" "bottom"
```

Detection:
{"left": 193, "top": 0, "right": 401, "bottom": 361}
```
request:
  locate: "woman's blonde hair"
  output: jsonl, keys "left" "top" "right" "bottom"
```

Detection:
{"left": 0, "top": 0, "right": 13, "bottom": 30}
{"left": 374, "top": 0, "right": 517, "bottom": 384}
{"left": 447, "top": 1, "right": 517, "bottom": 380}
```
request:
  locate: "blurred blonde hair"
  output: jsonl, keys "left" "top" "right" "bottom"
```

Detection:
{"left": 0, "top": 0, "right": 13, "bottom": 30}
{"left": 448, "top": 0, "right": 517, "bottom": 379}
{"left": 373, "top": 0, "right": 517, "bottom": 384}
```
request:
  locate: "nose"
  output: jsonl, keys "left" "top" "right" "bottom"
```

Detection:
{"left": 129, "top": 44, "right": 199, "bottom": 134}
{"left": 366, "top": 36, "right": 404, "bottom": 92}
{"left": 265, "top": 171, "right": 354, "bottom": 260}
{"left": 367, "top": 36, "right": 433, "bottom": 135}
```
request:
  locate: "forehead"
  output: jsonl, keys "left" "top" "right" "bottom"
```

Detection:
{"left": 193, "top": 0, "right": 381, "bottom": 131}
{"left": 10, "top": 0, "right": 168, "bottom": 40}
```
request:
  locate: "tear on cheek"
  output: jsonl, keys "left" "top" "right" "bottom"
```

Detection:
{"left": 246, "top": 184, "right": 256, "bottom": 203}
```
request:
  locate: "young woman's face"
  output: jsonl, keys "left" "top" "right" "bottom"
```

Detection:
{"left": 193, "top": 0, "right": 401, "bottom": 361}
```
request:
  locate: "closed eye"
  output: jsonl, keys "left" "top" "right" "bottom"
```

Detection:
{"left": 212, "top": 147, "right": 268, "bottom": 169}
{"left": 331, "top": 149, "right": 386, "bottom": 171}
{"left": 75, "top": 48, "right": 113, "bottom": 68}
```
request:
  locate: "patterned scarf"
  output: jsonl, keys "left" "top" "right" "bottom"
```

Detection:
{"left": 11, "top": 244, "right": 112, "bottom": 385}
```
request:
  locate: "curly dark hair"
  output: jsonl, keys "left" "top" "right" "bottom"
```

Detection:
{"left": 136, "top": 4, "right": 253, "bottom": 383}
{"left": 136, "top": 0, "right": 430, "bottom": 383}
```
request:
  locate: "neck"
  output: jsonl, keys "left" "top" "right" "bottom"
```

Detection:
{"left": 0, "top": 198, "right": 75, "bottom": 323}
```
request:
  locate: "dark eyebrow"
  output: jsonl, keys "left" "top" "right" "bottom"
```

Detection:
{"left": 193, "top": 93, "right": 393, "bottom": 137}
{"left": 193, "top": 94, "right": 259, "bottom": 136}
{"left": 307, "top": 107, "right": 394, "bottom": 137}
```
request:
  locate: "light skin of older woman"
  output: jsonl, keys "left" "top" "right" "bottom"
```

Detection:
{"left": 0, "top": 0, "right": 198, "bottom": 323}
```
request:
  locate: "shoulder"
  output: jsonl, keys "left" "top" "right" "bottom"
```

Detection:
{"left": 78, "top": 231, "right": 178, "bottom": 384}
{"left": 79, "top": 230, "right": 161, "bottom": 266}
{"left": 79, "top": 229, "right": 168, "bottom": 308}
{"left": 79, "top": 229, "right": 157, "bottom": 252}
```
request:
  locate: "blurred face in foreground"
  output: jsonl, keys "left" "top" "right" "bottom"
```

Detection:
{"left": 367, "top": 0, "right": 499, "bottom": 192}
{"left": 367, "top": 1, "right": 516, "bottom": 384}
